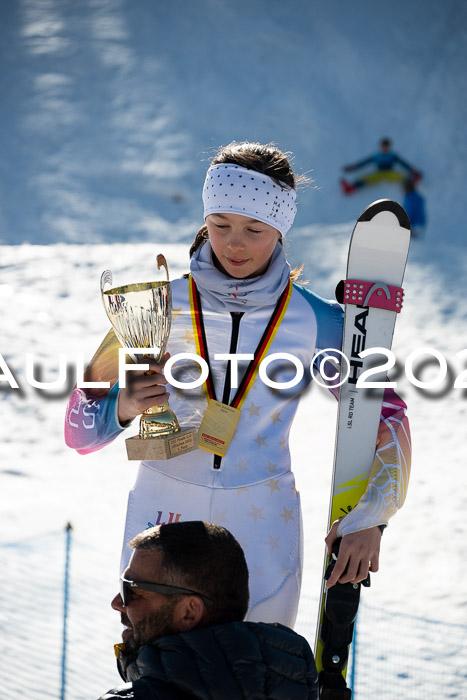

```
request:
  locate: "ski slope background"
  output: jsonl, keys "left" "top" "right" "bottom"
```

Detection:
{"left": 1, "top": 0, "right": 467, "bottom": 697}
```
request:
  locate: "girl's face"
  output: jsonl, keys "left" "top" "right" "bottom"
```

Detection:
{"left": 206, "top": 212, "right": 280, "bottom": 279}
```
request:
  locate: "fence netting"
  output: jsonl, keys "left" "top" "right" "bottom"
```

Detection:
{"left": 1, "top": 529, "right": 120, "bottom": 699}
{"left": 349, "top": 601, "right": 467, "bottom": 698}
{"left": 2, "top": 529, "right": 467, "bottom": 699}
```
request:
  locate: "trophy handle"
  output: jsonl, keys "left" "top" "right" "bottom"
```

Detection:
{"left": 156, "top": 254, "right": 169, "bottom": 282}
{"left": 100, "top": 270, "right": 113, "bottom": 294}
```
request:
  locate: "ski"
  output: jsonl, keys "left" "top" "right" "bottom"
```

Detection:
{"left": 314, "top": 200, "right": 411, "bottom": 698}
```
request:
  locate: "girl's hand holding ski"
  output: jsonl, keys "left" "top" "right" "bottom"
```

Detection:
{"left": 324, "top": 521, "right": 382, "bottom": 589}
{"left": 117, "top": 354, "right": 170, "bottom": 424}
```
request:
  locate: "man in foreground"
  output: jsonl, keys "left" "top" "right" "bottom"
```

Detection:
{"left": 99, "top": 520, "right": 318, "bottom": 699}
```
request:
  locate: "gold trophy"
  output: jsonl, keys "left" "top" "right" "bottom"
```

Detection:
{"left": 100, "top": 254, "right": 197, "bottom": 461}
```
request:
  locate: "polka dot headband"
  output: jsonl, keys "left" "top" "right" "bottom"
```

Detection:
{"left": 202, "top": 163, "right": 297, "bottom": 235}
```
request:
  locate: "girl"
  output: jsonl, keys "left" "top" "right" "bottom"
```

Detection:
{"left": 66, "top": 142, "right": 411, "bottom": 628}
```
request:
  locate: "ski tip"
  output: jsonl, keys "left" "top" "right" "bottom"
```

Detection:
{"left": 357, "top": 199, "right": 411, "bottom": 231}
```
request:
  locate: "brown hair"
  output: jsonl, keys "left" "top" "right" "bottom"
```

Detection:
{"left": 210, "top": 141, "right": 300, "bottom": 188}
{"left": 191, "top": 141, "right": 307, "bottom": 282}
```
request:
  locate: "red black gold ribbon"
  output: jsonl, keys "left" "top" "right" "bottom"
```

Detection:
{"left": 188, "top": 275, "right": 292, "bottom": 409}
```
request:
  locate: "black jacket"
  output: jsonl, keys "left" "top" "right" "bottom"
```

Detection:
{"left": 99, "top": 621, "right": 318, "bottom": 699}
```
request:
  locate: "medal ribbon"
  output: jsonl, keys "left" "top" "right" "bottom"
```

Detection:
{"left": 189, "top": 274, "right": 217, "bottom": 403}
{"left": 189, "top": 275, "right": 292, "bottom": 409}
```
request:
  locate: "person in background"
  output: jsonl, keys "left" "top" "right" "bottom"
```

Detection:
{"left": 98, "top": 521, "right": 318, "bottom": 699}
{"left": 402, "top": 178, "right": 426, "bottom": 238}
{"left": 341, "top": 137, "right": 422, "bottom": 194}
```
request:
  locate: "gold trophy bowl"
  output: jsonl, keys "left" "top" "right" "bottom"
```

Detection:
{"left": 100, "top": 254, "right": 197, "bottom": 461}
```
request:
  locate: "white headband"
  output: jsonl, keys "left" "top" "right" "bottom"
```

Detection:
{"left": 202, "top": 163, "right": 297, "bottom": 235}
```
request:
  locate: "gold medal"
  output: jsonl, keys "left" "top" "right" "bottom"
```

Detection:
{"left": 198, "top": 400, "right": 242, "bottom": 457}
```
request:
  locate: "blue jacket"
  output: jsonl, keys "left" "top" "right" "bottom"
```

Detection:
{"left": 403, "top": 190, "right": 426, "bottom": 227}
{"left": 349, "top": 151, "right": 414, "bottom": 173}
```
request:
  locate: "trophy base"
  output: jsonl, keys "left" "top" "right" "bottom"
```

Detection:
{"left": 125, "top": 427, "right": 198, "bottom": 461}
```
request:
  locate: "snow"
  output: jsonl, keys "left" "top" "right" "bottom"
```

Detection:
{"left": 1, "top": 0, "right": 467, "bottom": 697}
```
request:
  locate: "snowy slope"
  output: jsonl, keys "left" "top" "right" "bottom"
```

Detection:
{"left": 1, "top": 0, "right": 467, "bottom": 246}
{"left": 2, "top": 1, "right": 467, "bottom": 698}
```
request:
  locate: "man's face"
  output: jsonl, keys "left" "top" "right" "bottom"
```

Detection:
{"left": 111, "top": 549, "right": 180, "bottom": 655}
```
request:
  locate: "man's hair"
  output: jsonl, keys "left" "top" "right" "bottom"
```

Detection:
{"left": 129, "top": 521, "right": 249, "bottom": 626}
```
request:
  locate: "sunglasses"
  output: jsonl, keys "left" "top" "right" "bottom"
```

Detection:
{"left": 120, "top": 575, "right": 213, "bottom": 608}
